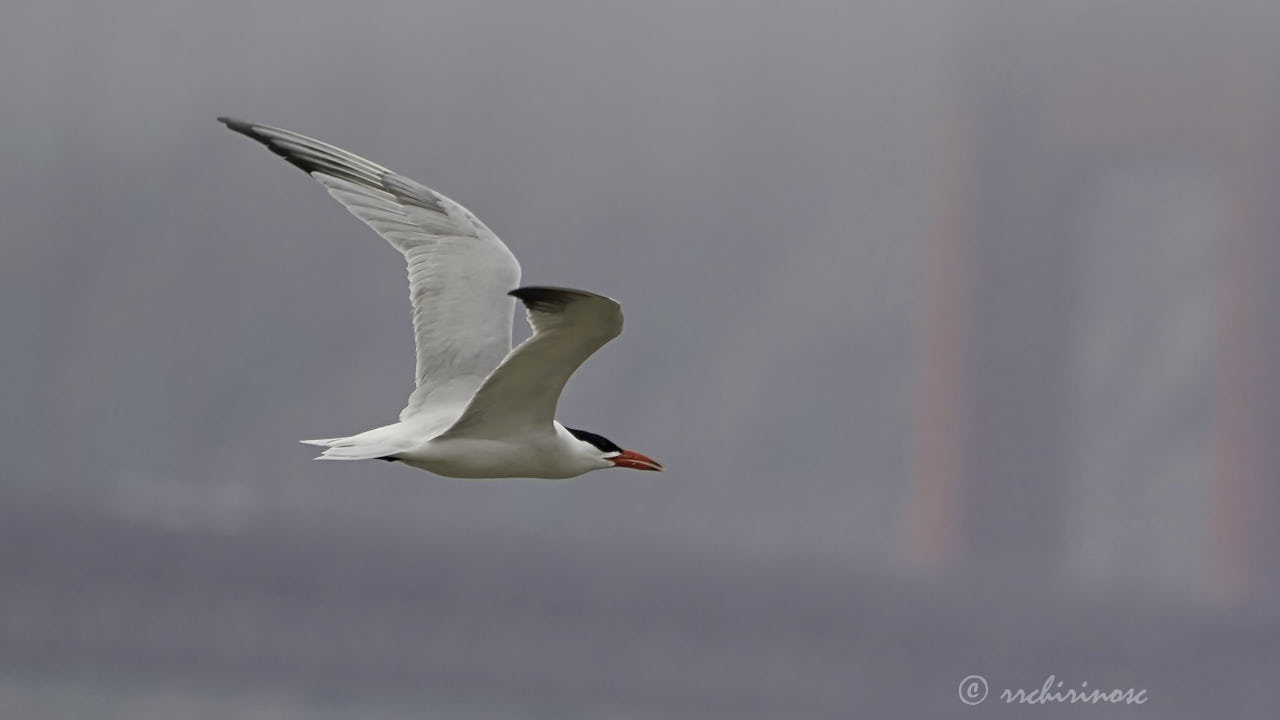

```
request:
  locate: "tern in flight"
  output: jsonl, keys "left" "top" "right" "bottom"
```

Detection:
{"left": 219, "top": 118, "right": 663, "bottom": 478}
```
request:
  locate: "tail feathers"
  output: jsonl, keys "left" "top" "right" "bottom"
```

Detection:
{"left": 299, "top": 437, "right": 401, "bottom": 461}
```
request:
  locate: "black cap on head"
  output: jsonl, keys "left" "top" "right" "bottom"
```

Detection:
{"left": 566, "top": 427, "right": 621, "bottom": 454}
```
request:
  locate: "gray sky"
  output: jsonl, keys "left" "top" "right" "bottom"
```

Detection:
{"left": 1, "top": 0, "right": 942, "bottom": 558}
{"left": 2, "top": 1, "right": 1276, "bottom": 717}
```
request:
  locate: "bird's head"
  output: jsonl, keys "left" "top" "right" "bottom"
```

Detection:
{"left": 567, "top": 427, "right": 664, "bottom": 472}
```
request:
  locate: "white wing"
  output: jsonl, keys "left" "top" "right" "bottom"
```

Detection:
{"left": 441, "top": 287, "right": 623, "bottom": 439}
{"left": 220, "top": 118, "right": 521, "bottom": 418}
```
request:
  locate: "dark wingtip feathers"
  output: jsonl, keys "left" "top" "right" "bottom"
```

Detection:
{"left": 508, "top": 287, "right": 598, "bottom": 313}
{"left": 217, "top": 118, "right": 440, "bottom": 214}
{"left": 217, "top": 117, "right": 267, "bottom": 143}
{"left": 217, "top": 116, "right": 280, "bottom": 151}
{"left": 217, "top": 116, "right": 330, "bottom": 177}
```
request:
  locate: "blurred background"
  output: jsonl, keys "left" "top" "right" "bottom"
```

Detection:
{"left": 2, "top": 0, "right": 1278, "bottom": 717}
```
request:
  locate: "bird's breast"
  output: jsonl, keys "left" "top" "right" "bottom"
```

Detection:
{"left": 398, "top": 435, "right": 584, "bottom": 479}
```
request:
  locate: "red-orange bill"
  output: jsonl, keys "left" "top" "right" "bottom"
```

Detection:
{"left": 610, "top": 449, "right": 664, "bottom": 471}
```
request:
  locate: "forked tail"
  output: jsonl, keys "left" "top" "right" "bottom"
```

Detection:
{"left": 299, "top": 437, "right": 401, "bottom": 461}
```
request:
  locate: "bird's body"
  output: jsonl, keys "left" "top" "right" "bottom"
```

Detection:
{"left": 220, "top": 118, "right": 661, "bottom": 478}
{"left": 393, "top": 424, "right": 615, "bottom": 479}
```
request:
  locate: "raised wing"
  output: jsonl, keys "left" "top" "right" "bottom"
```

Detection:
{"left": 219, "top": 118, "right": 521, "bottom": 418}
{"left": 440, "top": 287, "right": 623, "bottom": 439}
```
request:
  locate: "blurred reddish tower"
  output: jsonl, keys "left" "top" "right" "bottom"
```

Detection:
{"left": 908, "top": 0, "right": 1279, "bottom": 603}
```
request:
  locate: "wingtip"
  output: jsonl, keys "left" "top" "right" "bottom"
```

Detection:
{"left": 217, "top": 116, "right": 257, "bottom": 135}
{"left": 509, "top": 286, "right": 614, "bottom": 312}
{"left": 509, "top": 287, "right": 575, "bottom": 313}
{"left": 217, "top": 117, "right": 316, "bottom": 174}
{"left": 508, "top": 286, "right": 592, "bottom": 301}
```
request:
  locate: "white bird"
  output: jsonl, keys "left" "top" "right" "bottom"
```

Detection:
{"left": 220, "top": 117, "right": 663, "bottom": 478}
